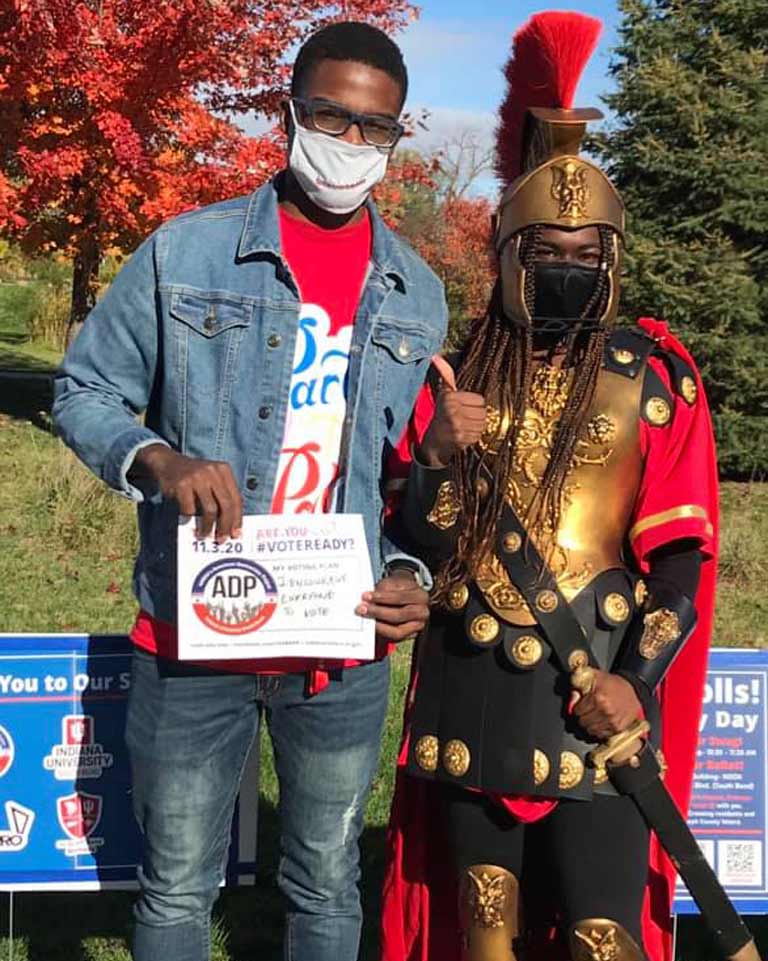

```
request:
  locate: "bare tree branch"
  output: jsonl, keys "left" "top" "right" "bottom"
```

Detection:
{"left": 435, "top": 127, "right": 495, "bottom": 201}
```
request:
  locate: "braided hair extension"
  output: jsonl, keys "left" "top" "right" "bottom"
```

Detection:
{"left": 435, "top": 226, "right": 538, "bottom": 598}
{"left": 525, "top": 223, "right": 616, "bottom": 540}
{"left": 433, "top": 224, "right": 616, "bottom": 601}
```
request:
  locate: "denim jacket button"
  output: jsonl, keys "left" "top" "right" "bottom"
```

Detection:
{"left": 267, "top": 334, "right": 281, "bottom": 348}
{"left": 246, "top": 476, "right": 258, "bottom": 491}
{"left": 397, "top": 338, "right": 410, "bottom": 358}
{"left": 258, "top": 406, "right": 272, "bottom": 420}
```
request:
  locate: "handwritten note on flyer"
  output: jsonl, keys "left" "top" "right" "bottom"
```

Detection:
{"left": 177, "top": 514, "right": 375, "bottom": 661}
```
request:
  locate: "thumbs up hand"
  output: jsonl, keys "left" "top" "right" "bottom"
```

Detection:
{"left": 417, "top": 356, "right": 487, "bottom": 468}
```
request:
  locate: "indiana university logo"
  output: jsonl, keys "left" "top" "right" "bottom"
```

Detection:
{"left": 65, "top": 715, "right": 93, "bottom": 746}
{"left": 57, "top": 792, "right": 102, "bottom": 840}
{"left": 43, "top": 714, "right": 113, "bottom": 781}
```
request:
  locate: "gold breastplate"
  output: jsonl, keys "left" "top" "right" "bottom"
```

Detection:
{"left": 471, "top": 362, "right": 644, "bottom": 626}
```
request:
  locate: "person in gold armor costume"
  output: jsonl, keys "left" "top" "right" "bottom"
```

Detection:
{"left": 378, "top": 11, "right": 719, "bottom": 961}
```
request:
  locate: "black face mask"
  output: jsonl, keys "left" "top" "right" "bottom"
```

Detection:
{"left": 532, "top": 263, "right": 599, "bottom": 323}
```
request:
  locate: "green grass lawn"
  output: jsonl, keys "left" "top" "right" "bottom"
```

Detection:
{"left": 0, "top": 282, "right": 62, "bottom": 372}
{"left": 0, "top": 413, "right": 765, "bottom": 959}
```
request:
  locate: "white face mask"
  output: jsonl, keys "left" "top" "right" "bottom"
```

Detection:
{"left": 288, "top": 101, "right": 391, "bottom": 215}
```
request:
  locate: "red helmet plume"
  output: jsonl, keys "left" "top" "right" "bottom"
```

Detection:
{"left": 495, "top": 11, "right": 603, "bottom": 187}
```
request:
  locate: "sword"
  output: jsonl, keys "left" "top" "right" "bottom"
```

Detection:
{"left": 571, "top": 666, "right": 761, "bottom": 961}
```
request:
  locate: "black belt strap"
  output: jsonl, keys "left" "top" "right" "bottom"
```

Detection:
{"left": 494, "top": 503, "right": 599, "bottom": 675}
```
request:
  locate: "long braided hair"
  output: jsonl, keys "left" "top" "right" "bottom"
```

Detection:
{"left": 435, "top": 223, "right": 617, "bottom": 599}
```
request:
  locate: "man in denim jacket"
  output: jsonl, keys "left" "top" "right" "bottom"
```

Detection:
{"left": 53, "top": 22, "right": 447, "bottom": 961}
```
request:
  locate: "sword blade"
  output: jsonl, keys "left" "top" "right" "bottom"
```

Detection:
{"left": 607, "top": 746, "right": 760, "bottom": 961}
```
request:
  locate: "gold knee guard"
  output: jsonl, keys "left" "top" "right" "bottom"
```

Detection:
{"left": 459, "top": 864, "right": 519, "bottom": 961}
{"left": 568, "top": 919, "right": 645, "bottom": 961}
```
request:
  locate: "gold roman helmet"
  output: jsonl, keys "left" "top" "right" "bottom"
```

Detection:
{"left": 493, "top": 12, "right": 626, "bottom": 329}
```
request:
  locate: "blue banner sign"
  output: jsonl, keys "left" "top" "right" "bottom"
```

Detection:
{"left": 0, "top": 635, "right": 764, "bottom": 908}
{"left": 674, "top": 647, "right": 768, "bottom": 915}
{"left": 0, "top": 635, "right": 258, "bottom": 890}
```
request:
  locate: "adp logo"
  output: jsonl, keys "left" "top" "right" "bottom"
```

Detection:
{"left": 0, "top": 726, "right": 14, "bottom": 777}
{"left": 192, "top": 558, "right": 278, "bottom": 635}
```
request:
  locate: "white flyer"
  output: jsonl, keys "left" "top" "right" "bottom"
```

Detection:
{"left": 177, "top": 514, "right": 375, "bottom": 661}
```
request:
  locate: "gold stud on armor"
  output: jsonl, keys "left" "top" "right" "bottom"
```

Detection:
{"left": 559, "top": 751, "right": 585, "bottom": 790}
{"left": 680, "top": 375, "right": 698, "bottom": 406}
{"left": 502, "top": 532, "right": 522, "bottom": 553}
{"left": 508, "top": 634, "right": 543, "bottom": 668}
{"left": 460, "top": 864, "right": 519, "bottom": 961}
{"left": 634, "top": 579, "right": 648, "bottom": 608}
{"left": 469, "top": 614, "right": 501, "bottom": 645}
{"left": 533, "top": 749, "right": 550, "bottom": 785}
{"left": 645, "top": 396, "right": 672, "bottom": 427}
{"left": 414, "top": 735, "right": 439, "bottom": 773}
{"left": 448, "top": 584, "right": 470, "bottom": 611}
{"left": 569, "top": 919, "right": 645, "bottom": 961}
{"left": 611, "top": 347, "right": 635, "bottom": 366}
{"left": 535, "top": 590, "right": 558, "bottom": 614}
{"left": 443, "top": 739, "right": 471, "bottom": 777}
{"left": 602, "top": 592, "right": 630, "bottom": 623}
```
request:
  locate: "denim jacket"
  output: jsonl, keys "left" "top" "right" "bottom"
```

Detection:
{"left": 53, "top": 177, "right": 448, "bottom": 623}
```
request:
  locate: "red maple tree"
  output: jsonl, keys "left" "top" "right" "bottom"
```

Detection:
{"left": 410, "top": 194, "right": 495, "bottom": 344}
{"left": 0, "top": 0, "right": 416, "bottom": 335}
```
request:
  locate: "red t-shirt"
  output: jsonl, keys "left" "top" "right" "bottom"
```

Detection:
{"left": 131, "top": 206, "right": 374, "bottom": 689}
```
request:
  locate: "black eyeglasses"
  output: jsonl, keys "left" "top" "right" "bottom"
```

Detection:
{"left": 292, "top": 97, "right": 404, "bottom": 149}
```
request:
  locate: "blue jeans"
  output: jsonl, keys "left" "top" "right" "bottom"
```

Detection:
{"left": 125, "top": 648, "right": 390, "bottom": 961}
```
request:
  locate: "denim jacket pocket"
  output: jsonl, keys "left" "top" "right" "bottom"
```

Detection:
{"left": 168, "top": 288, "right": 256, "bottom": 457}
{"left": 370, "top": 318, "right": 437, "bottom": 445}
{"left": 169, "top": 289, "right": 254, "bottom": 338}
{"left": 370, "top": 318, "right": 434, "bottom": 364}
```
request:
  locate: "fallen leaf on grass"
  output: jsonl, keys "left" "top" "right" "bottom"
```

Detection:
{"left": 106, "top": 581, "right": 121, "bottom": 594}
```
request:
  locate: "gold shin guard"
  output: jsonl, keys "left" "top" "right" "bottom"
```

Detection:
{"left": 568, "top": 919, "right": 645, "bottom": 961}
{"left": 459, "top": 864, "right": 519, "bottom": 961}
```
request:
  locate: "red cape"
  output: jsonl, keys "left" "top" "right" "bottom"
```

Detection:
{"left": 380, "top": 319, "right": 720, "bottom": 961}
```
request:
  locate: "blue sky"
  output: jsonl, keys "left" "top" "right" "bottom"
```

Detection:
{"left": 240, "top": 2, "right": 623, "bottom": 194}
{"left": 398, "top": 0, "right": 622, "bottom": 192}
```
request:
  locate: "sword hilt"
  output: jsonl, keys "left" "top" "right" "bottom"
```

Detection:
{"left": 588, "top": 719, "right": 651, "bottom": 782}
{"left": 569, "top": 662, "right": 652, "bottom": 779}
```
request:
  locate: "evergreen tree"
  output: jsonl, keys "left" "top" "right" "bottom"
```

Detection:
{"left": 594, "top": 0, "right": 768, "bottom": 476}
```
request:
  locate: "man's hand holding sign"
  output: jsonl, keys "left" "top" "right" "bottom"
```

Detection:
{"left": 132, "top": 444, "right": 430, "bottom": 653}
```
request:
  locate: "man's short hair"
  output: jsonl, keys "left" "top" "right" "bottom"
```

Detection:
{"left": 292, "top": 21, "right": 408, "bottom": 109}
